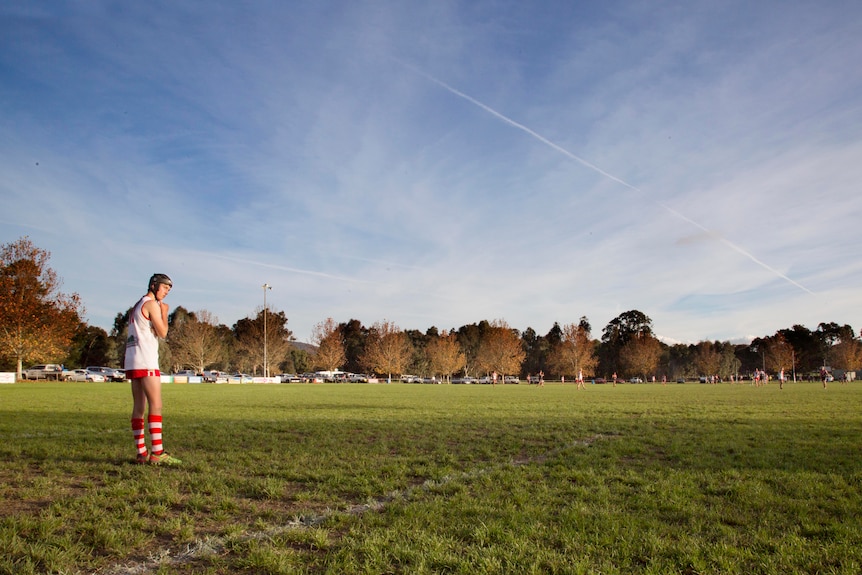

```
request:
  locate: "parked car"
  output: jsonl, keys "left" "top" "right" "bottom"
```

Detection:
{"left": 401, "top": 374, "right": 420, "bottom": 383}
{"left": 504, "top": 376, "right": 520, "bottom": 384}
{"left": 64, "top": 368, "right": 105, "bottom": 382}
{"left": 173, "top": 370, "right": 197, "bottom": 377}
{"left": 86, "top": 366, "right": 125, "bottom": 381}
{"left": 278, "top": 373, "right": 302, "bottom": 383}
{"left": 23, "top": 364, "right": 64, "bottom": 380}
{"left": 630, "top": 377, "right": 643, "bottom": 383}
{"left": 348, "top": 373, "right": 369, "bottom": 383}
{"left": 452, "top": 376, "right": 476, "bottom": 384}
{"left": 84, "top": 367, "right": 112, "bottom": 381}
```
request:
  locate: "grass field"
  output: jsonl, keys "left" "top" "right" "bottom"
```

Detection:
{"left": 1, "top": 380, "right": 860, "bottom": 574}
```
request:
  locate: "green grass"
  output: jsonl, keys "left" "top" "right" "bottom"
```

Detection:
{"left": 1, "top": 381, "right": 860, "bottom": 574}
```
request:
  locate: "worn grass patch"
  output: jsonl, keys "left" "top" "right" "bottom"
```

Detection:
{"left": 1, "top": 381, "right": 860, "bottom": 574}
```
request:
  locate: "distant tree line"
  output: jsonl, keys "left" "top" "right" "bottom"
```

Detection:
{"left": 3, "top": 236, "right": 861, "bottom": 381}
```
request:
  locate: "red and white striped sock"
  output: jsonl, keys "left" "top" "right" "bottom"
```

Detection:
{"left": 148, "top": 414, "right": 164, "bottom": 455}
{"left": 132, "top": 418, "right": 147, "bottom": 457}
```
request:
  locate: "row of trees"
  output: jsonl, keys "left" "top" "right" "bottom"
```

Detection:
{"left": 3, "top": 236, "right": 861, "bottom": 381}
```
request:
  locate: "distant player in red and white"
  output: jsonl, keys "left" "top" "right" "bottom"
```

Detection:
{"left": 125, "top": 273, "right": 181, "bottom": 465}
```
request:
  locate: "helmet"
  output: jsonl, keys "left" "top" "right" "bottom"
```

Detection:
{"left": 148, "top": 273, "right": 173, "bottom": 293}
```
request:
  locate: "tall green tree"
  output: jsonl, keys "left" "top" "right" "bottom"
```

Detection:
{"left": 545, "top": 322, "right": 563, "bottom": 349}
{"left": 65, "top": 324, "right": 112, "bottom": 368}
{"left": 110, "top": 308, "right": 132, "bottom": 367}
{"left": 403, "top": 329, "right": 431, "bottom": 376}
{"left": 519, "top": 327, "right": 542, "bottom": 377}
{"left": 665, "top": 343, "right": 693, "bottom": 380}
{"left": 456, "top": 321, "right": 489, "bottom": 377}
{"left": 339, "top": 319, "right": 367, "bottom": 373}
{"left": 285, "top": 345, "right": 312, "bottom": 374}
{"left": 778, "top": 325, "right": 818, "bottom": 374}
{"left": 600, "top": 310, "right": 653, "bottom": 376}
{"left": 718, "top": 343, "right": 742, "bottom": 379}
{"left": 816, "top": 322, "right": 856, "bottom": 368}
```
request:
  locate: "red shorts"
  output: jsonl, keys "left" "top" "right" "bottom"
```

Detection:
{"left": 126, "top": 369, "right": 161, "bottom": 379}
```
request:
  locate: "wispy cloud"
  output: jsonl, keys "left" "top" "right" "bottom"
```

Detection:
{"left": 396, "top": 60, "right": 816, "bottom": 295}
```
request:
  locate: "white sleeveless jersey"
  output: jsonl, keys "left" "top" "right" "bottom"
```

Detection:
{"left": 124, "top": 295, "right": 161, "bottom": 371}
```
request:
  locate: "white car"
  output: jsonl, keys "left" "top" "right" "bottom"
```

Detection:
{"left": 64, "top": 369, "right": 105, "bottom": 382}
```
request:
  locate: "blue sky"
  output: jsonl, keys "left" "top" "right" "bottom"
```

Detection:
{"left": 2, "top": 1, "right": 861, "bottom": 344}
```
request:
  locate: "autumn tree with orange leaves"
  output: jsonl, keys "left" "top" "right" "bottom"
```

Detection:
{"left": 475, "top": 319, "right": 525, "bottom": 381}
{"left": 311, "top": 317, "right": 346, "bottom": 373}
{"left": 830, "top": 338, "right": 862, "bottom": 373}
{"left": 693, "top": 341, "right": 722, "bottom": 377}
{"left": 619, "top": 334, "right": 662, "bottom": 381}
{"left": 764, "top": 333, "right": 795, "bottom": 374}
{"left": 426, "top": 330, "right": 466, "bottom": 382}
{"left": 549, "top": 320, "right": 597, "bottom": 379}
{"left": 0, "top": 237, "right": 83, "bottom": 378}
{"left": 361, "top": 320, "right": 413, "bottom": 382}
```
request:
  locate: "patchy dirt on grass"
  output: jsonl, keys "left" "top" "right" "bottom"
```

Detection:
{"left": 99, "top": 433, "right": 612, "bottom": 575}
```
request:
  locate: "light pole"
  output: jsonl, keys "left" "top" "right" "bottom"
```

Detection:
{"left": 262, "top": 283, "right": 272, "bottom": 377}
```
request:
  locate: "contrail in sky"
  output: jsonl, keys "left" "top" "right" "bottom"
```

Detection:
{"left": 211, "top": 253, "right": 373, "bottom": 284}
{"left": 399, "top": 61, "right": 814, "bottom": 296}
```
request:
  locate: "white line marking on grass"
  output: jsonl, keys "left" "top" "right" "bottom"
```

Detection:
{"left": 102, "top": 434, "right": 610, "bottom": 574}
